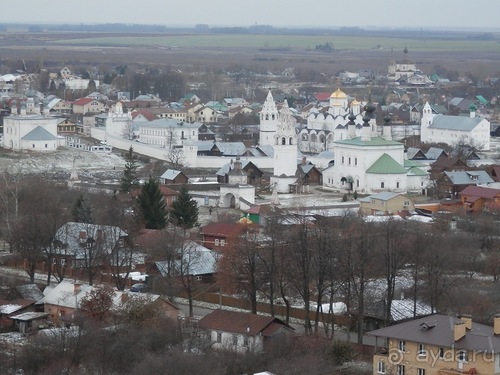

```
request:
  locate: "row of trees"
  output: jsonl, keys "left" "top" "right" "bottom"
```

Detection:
{"left": 217, "top": 208, "right": 500, "bottom": 340}
{"left": 0, "top": 149, "right": 200, "bottom": 293}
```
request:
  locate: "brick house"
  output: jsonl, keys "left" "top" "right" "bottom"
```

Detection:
{"left": 369, "top": 314, "right": 500, "bottom": 375}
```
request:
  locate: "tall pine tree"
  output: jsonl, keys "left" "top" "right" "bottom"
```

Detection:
{"left": 137, "top": 177, "right": 167, "bottom": 229}
{"left": 170, "top": 185, "right": 199, "bottom": 229}
{"left": 120, "top": 146, "right": 138, "bottom": 193}
{"left": 72, "top": 194, "right": 93, "bottom": 223}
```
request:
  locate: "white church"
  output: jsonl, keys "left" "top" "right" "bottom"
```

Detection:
{"left": 322, "top": 104, "right": 429, "bottom": 195}
{"left": 297, "top": 89, "right": 371, "bottom": 154}
{"left": 420, "top": 102, "right": 490, "bottom": 151}
{"left": 2, "top": 98, "right": 65, "bottom": 152}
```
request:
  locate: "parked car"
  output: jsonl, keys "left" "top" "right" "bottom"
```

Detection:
{"left": 130, "top": 283, "right": 146, "bottom": 293}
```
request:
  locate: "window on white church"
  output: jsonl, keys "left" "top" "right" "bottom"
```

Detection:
{"left": 396, "top": 182, "right": 400, "bottom": 188}
{"left": 381, "top": 182, "right": 385, "bottom": 188}
{"left": 355, "top": 158, "right": 357, "bottom": 166}
{"left": 341, "top": 156, "right": 345, "bottom": 164}
{"left": 348, "top": 157, "right": 351, "bottom": 165}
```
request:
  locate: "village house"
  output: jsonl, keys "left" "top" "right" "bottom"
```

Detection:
{"left": 198, "top": 123, "right": 216, "bottom": 141}
{"left": 359, "top": 192, "right": 415, "bottom": 216}
{"left": 53, "top": 222, "right": 130, "bottom": 270}
{"left": 295, "top": 158, "right": 322, "bottom": 192}
{"left": 216, "top": 159, "right": 264, "bottom": 186}
{"left": 72, "top": 97, "right": 105, "bottom": 115}
{"left": 459, "top": 185, "right": 500, "bottom": 213}
{"left": 0, "top": 299, "right": 37, "bottom": 328}
{"left": 195, "top": 105, "right": 218, "bottom": 123}
{"left": 41, "top": 281, "right": 181, "bottom": 324}
{"left": 200, "top": 222, "right": 243, "bottom": 251}
{"left": 198, "top": 309, "right": 294, "bottom": 353}
{"left": 442, "top": 170, "right": 495, "bottom": 198}
{"left": 154, "top": 241, "right": 218, "bottom": 284}
{"left": 57, "top": 118, "right": 78, "bottom": 135}
{"left": 160, "top": 169, "right": 189, "bottom": 185}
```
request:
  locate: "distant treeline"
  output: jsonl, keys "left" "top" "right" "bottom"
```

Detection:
{"left": 0, "top": 23, "right": 498, "bottom": 40}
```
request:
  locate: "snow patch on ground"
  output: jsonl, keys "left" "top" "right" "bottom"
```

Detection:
{"left": 0, "top": 147, "right": 126, "bottom": 176}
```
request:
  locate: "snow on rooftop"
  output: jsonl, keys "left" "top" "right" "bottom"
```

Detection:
{"left": 363, "top": 215, "right": 404, "bottom": 223}
{"left": 407, "top": 215, "right": 434, "bottom": 223}
{"left": 0, "top": 304, "right": 23, "bottom": 315}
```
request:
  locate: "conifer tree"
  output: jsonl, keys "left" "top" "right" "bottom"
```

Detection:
{"left": 120, "top": 146, "right": 138, "bottom": 193}
{"left": 170, "top": 185, "right": 198, "bottom": 229}
{"left": 137, "top": 177, "right": 167, "bottom": 229}
{"left": 72, "top": 194, "right": 93, "bottom": 223}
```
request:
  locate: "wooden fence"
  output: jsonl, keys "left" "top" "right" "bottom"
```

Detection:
{"left": 177, "top": 289, "right": 352, "bottom": 328}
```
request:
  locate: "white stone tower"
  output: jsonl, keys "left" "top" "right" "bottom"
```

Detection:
{"left": 106, "top": 101, "right": 132, "bottom": 138}
{"left": 420, "top": 101, "right": 434, "bottom": 142}
{"left": 273, "top": 99, "right": 297, "bottom": 177}
{"left": 259, "top": 90, "right": 279, "bottom": 146}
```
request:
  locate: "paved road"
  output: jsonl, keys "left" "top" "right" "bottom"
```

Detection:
{"left": 176, "top": 302, "right": 376, "bottom": 346}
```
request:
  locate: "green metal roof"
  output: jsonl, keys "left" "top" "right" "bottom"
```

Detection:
{"left": 335, "top": 136, "right": 402, "bottom": 147}
{"left": 366, "top": 153, "right": 407, "bottom": 174}
{"left": 407, "top": 166, "right": 429, "bottom": 176}
{"left": 403, "top": 159, "right": 426, "bottom": 168}
{"left": 476, "top": 95, "right": 488, "bottom": 105}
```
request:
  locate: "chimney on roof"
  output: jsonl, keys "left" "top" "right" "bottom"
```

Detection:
{"left": 74, "top": 283, "right": 81, "bottom": 295}
{"left": 79, "top": 230, "right": 87, "bottom": 244}
{"left": 301, "top": 156, "right": 307, "bottom": 166}
{"left": 454, "top": 320, "right": 466, "bottom": 341}
{"left": 469, "top": 104, "right": 476, "bottom": 118}
{"left": 494, "top": 314, "right": 500, "bottom": 335}
{"left": 460, "top": 314, "right": 472, "bottom": 330}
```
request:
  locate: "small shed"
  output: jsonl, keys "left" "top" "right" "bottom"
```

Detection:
{"left": 0, "top": 299, "right": 37, "bottom": 328}
{"left": 10, "top": 312, "right": 49, "bottom": 333}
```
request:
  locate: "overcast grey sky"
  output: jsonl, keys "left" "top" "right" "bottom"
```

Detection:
{"left": 3, "top": 0, "right": 499, "bottom": 30}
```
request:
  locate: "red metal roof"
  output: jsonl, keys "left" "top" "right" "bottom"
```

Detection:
{"left": 73, "top": 97, "right": 94, "bottom": 106}
{"left": 314, "top": 92, "right": 331, "bottom": 101}
{"left": 459, "top": 185, "right": 500, "bottom": 199}
{"left": 200, "top": 222, "right": 243, "bottom": 238}
{"left": 131, "top": 110, "right": 158, "bottom": 121}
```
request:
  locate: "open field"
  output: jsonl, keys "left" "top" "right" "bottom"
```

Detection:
{"left": 1, "top": 29, "right": 500, "bottom": 81}
{"left": 52, "top": 33, "right": 500, "bottom": 53}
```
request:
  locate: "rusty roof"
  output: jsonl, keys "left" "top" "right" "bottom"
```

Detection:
{"left": 459, "top": 185, "right": 500, "bottom": 199}
{"left": 198, "top": 309, "right": 292, "bottom": 336}
{"left": 200, "top": 222, "right": 243, "bottom": 238}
